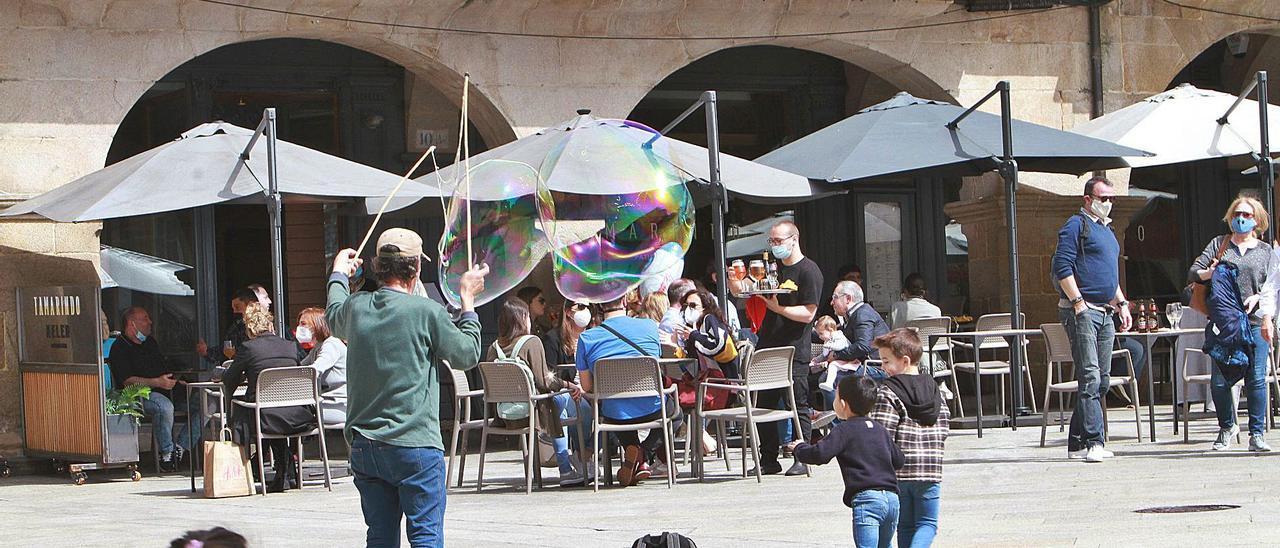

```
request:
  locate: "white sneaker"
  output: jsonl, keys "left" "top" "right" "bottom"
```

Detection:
{"left": 1212, "top": 424, "right": 1239, "bottom": 451}
{"left": 1067, "top": 449, "right": 1088, "bottom": 460}
{"left": 1084, "top": 445, "right": 1109, "bottom": 463}
{"left": 651, "top": 460, "right": 675, "bottom": 479}
{"left": 569, "top": 455, "right": 599, "bottom": 483}
{"left": 1089, "top": 445, "right": 1113, "bottom": 459}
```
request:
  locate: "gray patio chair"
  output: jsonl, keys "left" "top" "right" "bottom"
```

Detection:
{"left": 232, "top": 365, "right": 332, "bottom": 496}
{"left": 584, "top": 356, "right": 678, "bottom": 492}
{"left": 1039, "top": 323, "right": 1142, "bottom": 447}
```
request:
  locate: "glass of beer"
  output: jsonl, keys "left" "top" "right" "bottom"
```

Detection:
{"left": 730, "top": 259, "right": 746, "bottom": 281}
{"left": 222, "top": 340, "right": 236, "bottom": 360}
{"left": 748, "top": 259, "right": 766, "bottom": 283}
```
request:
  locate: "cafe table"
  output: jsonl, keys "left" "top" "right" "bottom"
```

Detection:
{"left": 1115, "top": 327, "right": 1201, "bottom": 442}
{"left": 927, "top": 328, "right": 1042, "bottom": 438}
{"left": 185, "top": 381, "right": 247, "bottom": 492}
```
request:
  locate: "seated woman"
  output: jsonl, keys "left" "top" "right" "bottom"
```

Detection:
{"left": 543, "top": 300, "right": 592, "bottom": 378}
{"left": 676, "top": 288, "right": 740, "bottom": 380}
{"left": 223, "top": 302, "right": 316, "bottom": 493}
{"left": 889, "top": 273, "right": 943, "bottom": 329}
{"left": 296, "top": 307, "right": 347, "bottom": 426}
{"left": 485, "top": 297, "right": 590, "bottom": 487}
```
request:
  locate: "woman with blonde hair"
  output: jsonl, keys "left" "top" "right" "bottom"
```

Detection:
{"left": 1190, "top": 195, "right": 1276, "bottom": 452}
{"left": 222, "top": 302, "right": 316, "bottom": 491}
{"left": 638, "top": 292, "right": 670, "bottom": 323}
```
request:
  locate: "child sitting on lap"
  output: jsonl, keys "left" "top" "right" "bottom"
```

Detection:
{"left": 793, "top": 375, "right": 905, "bottom": 548}
{"left": 813, "top": 315, "right": 861, "bottom": 392}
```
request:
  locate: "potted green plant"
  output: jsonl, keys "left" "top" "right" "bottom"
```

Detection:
{"left": 104, "top": 384, "right": 149, "bottom": 464}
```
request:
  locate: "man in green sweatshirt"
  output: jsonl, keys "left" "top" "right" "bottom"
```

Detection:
{"left": 327, "top": 228, "right": 489, "bottom": 548}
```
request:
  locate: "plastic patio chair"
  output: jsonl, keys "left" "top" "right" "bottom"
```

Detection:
{"left": 583, "top": 356, "right": 678, "bottom": 492}
{"left": 232, "top": 366, "right": 332, "bottom": 496}
{"left": 474, "top": 360, "right": 580, "bottom": 494}
{"left": 905, "top": 316, "right": 963, "bottom": 417}
{"left": 951, "top": 313, "right": 1038, "bottom": 424}
{"left": 1039, "top": 323, "right": 1142, "bottom": 447}
{"left": 444, "top": 360, "right": 485, "bottom": 490}
{"left": 695, "top": 346, "right": 807, "bottom": 483}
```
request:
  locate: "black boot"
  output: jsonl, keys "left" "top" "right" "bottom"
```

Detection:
{"left": 267, "top": 451, "right": 293, "bottom": 493}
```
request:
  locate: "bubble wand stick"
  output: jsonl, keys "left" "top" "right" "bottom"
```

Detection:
{"left": 355, "top": 145, "right": 436, "bottom": 258}
{"left": 461, "top": 73, "right": 474, "bottom": 269}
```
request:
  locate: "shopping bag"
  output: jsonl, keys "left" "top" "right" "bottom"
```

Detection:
{"left": 203, "top": 429, "right": 254, "bottom": 498}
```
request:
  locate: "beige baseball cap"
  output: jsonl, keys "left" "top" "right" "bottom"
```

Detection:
{"left": 376, "top": 228, "right": 423, "bottom": 258}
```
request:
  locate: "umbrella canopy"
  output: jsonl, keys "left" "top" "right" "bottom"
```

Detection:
{"left": 2, "top": 121, "right": 443, "bottom": 222}
{"left": 756, "top": 92, "right": 1151, "bottom": 182}
{"left": 1072, "top": 83, "right": 1280, "bottom": 169}
{"left": 403, "top": 114, "right": 829, "bottom": 205}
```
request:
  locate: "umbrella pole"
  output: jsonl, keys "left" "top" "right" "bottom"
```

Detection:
{"left": 1258, "top": 71, "right": 1275, "bottom": 243}
{"left": 265, "top": 108, "right": 287, "bottom": 336}
{"left": 998, "top": 82, "right": 1026, "bottom": 426}
{"left": 704, "top": 92, "right": 730, "bottom": 315}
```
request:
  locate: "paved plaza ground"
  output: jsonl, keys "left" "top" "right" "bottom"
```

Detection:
{"left": 1, "top": 407, "right": 1277, "bottom": 547}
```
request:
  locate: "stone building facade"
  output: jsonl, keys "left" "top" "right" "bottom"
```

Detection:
{"left": 2, "top": 0, "right": 1279, "bottom": 454}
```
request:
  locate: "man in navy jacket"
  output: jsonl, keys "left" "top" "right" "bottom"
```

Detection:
{"left": 831, "top": 280, "right": 890, "bottom": 369}
{"left": 1052, "top": 176, "right": 1133, "bottom": 463}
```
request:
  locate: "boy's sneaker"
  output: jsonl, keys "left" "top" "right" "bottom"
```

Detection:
{"left": 1212, "top": 424, "right": 1239, "bottom": 451}
{"left": 1249, "top": 434, "right": 1272, "bottom": 452}
{"left": 1084, "top": 445, "right": 1110, "bottom": 463}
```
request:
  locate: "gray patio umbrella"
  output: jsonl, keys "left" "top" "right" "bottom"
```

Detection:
{"left": 757, "top": 87, "right": 1150, "bottom": 430}
{"left": 1, "top": 121, "right": 443, "bottom": 222}
{"left": 3, "top": 118, "right": 443, "bottom": 333}
{"left": 756, "top": 91, "right": 1151, "bottom": 181}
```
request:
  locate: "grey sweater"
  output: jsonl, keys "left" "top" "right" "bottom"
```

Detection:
{"left": 1189, "top": 235, "right": 1277, "bottom": 325}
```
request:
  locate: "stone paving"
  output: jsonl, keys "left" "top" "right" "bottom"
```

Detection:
{"left": 1, "top": 407, "right": 1276, "bottom": 547}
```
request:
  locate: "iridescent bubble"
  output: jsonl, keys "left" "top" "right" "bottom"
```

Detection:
{"left": 539, "top": 126, "right": 695, "bottom": 303}
{"left": 438, "top": 159, "right": 552, "bottom": 308}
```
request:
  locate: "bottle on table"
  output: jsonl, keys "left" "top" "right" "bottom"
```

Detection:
{"left": 1135, "top": 302, "right": 1148, "bottom": 333}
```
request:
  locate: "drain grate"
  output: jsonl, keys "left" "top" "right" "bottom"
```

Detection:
{"left": 1134, "top": 504, "right": 1241, "bottom": 514}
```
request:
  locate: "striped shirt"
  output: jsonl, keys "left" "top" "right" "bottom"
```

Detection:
{"left": 870, "top": 384, "right": 949, "bottom": 483}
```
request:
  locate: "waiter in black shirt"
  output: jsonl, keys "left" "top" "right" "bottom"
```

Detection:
{"left": 734, "top": 220, "right": 823, "bottom": 476}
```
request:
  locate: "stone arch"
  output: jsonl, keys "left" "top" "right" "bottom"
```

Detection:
{"left": 110, "top": 31, "right": 516, "bottom": 149}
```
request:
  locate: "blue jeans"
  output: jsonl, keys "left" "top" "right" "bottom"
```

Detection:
{"left": 852, "top": 489, "right": 900, "bottom": 548}
{"left": 350, "top": 435, "right": 447, "bottom": 548}
{"left": 1059, "top": 307, "right": 1113, "bottom": 452}
{"left": 141, "top": 391, "right": 197, "bottom": 456}
{"left": 897, "top": 481, "right": 940, "bottom": 548}
{"left": 1210, "top": 325, "right": 1270, "bottom": 436}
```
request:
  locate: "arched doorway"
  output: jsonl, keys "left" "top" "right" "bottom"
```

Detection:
{"left": 1125, "top": 32, "right": 1280, "bottom": 301}
{"left": 101, "top": 38, "right": 512, "bottom": 363}
{"left": 628, "top": 45, "right": 965, "bottom": 316}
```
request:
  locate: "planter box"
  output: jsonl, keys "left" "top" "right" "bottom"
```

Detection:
{"left": 105, "top": 414, "right": 140, "bottom": 464}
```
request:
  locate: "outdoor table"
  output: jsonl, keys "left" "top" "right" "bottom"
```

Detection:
{"left": 1115, "top": 328, "right": 1200, "bottom": 442}
{"left": 659, "top": 358, "right": 698, "bottom": 379}
{"left": 185, "top": 382, "right": 247, "bottom": 492}
{"left": 928, "top": 328, "right": 1041, "bottom": 438}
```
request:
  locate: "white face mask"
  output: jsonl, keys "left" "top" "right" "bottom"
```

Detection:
{"left": 683, "top": 307, "right": 702, "bottom": 326}
{"left": 1090, "top": 198, "right": 1113, "bottom": 220}
{"left": 295, "top": 325, "right": 313, "bottom": 344}
{"left": 572, "top": 308, "right": 592, "bottom": 328}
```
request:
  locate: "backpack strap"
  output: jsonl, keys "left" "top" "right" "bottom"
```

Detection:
{"left": 491, "top": 341, "right": 508, "bottom": 361}
{"left": 493, "top": 334, "right": 537, "bottom": 361}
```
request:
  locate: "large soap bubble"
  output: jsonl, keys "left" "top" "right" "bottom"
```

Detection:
{"left": 438, "top": 159, "right": 552, "bottom": 308}
{"left": 539, "top": 126, "right": 695, "bottom": 303}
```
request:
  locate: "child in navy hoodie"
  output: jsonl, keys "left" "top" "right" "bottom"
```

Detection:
{"left": 794, "top": 375, "right": 905, "bottom": 548}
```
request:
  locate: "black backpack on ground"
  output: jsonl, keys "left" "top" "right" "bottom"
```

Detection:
{"left": 631, "top": 532, "right": 697, "bottom": 548}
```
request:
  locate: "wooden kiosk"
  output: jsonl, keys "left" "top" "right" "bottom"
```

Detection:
{"left": 17, "top": 285, "right": 141, "bottom": 484}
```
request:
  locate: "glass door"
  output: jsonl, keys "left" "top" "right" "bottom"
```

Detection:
{"left": 855, "top": 194, "right": 918, "bottom": 315}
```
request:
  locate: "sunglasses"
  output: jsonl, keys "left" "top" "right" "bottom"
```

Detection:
{"left": 684, "top": 302, "right": 703, "bottom": 309}
{"left": 1089, "top": 194, "right": 1114, "bottom": 203}
{"left": 1234, "top": 211, "right": 1255, "bottom": 219}
{"left": 569, "top": 303, "right": 589, "bottom": 311}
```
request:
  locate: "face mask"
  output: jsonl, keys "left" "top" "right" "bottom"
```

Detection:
{"left": 295, "top": 325, "right": 314, "bottom": 344}
{"left": 131, "top": 321, "right": 147, "bottom": 343}
{"left": 683, "top": 307, "right": 702, "bottom": 326}
{"left": 770, "top": 243, "right": 792, "bottom": 261}
{"left": 1232, "top": 216, "right": 1257, "bottom": 235}
{"left": 1090, "top": 199, "right": 1113, "bottom": 220}
{"left": 572, "top": 308, "right": 592, "bottom": 328}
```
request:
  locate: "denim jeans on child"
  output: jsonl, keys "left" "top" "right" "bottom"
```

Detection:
{"left": 897, "top": 481, "right": 940, "bottom": 548}
{"left": 1210, "top": 325, "right": 1271, "bottom": 436}
{"left": 852, "top": 489, "right": 901, "bottom": 548}
{"left": 350, "top": 434, "right": 448, "bottom": 548}
{"left": 1059, "top": 306, "right": 1113, "bottom": 452}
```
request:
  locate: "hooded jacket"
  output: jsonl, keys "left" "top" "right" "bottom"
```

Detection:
{"left": 884, "top": 374, "right": 942, "bottom": 426}
{"left": 1203, "top": 262, "right": 1253, "bottom": 369}
{"left": 870, "top": 375, "right": 949, "bottom": 483}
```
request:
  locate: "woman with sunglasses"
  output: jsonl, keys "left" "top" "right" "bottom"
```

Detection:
{"left": 679, "top": 289, "right": 741, "bottom": 380}
{"left": 1190, "top": 196, "right": 1276, "bottom": 452}
{"left": 544, "top": 300, "right": 593, "bottom": 371}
